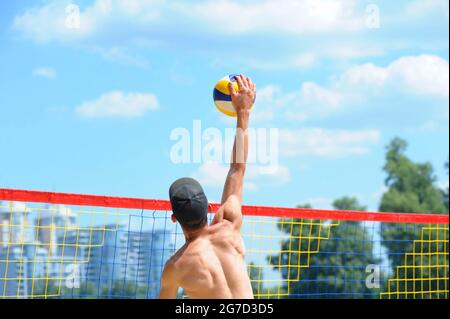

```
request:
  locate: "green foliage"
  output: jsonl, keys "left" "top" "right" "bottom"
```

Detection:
{"left": 268, "top": 198, "right": 379, "bottom": 298}
{"left": 380, "top": 138, "right": 446, "bottom": 215}
{"left": 381, "top": 226, "right": 448, "bottom": 299}
{"left": 35, "top": 280, "right": 150, "bottom": 299}
{"left": 31, "top": 280, "right": 94, "bottom": 298}
{"left": 444, "top": 161, "right": 449, "bottom": 211}
{"left": 248, "top": 262, "right": 265, "bottom": 296}
{"left": 100, "top": 280, "right": 148, "bottom": 298}
{"left": 379, "top": 138, "right": 448, "bottom": 298}
{"left": 333, "top": 197, "right": 366, "bottom": 211}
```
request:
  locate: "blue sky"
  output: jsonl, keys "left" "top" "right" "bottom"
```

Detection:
{"left": 0, "top": 0, "right": 448, "bottom": 212}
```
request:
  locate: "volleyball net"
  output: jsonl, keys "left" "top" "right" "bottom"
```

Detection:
{"left": 0, "top": 188, "right": 448, "bottom": 299}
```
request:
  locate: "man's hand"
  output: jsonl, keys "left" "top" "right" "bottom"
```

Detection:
{"left": 228, "top": 74, "right": 256, "bottom": 115}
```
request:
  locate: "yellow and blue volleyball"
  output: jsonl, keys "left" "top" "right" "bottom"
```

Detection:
{"left": 213, "top": 74, "right": 254, "bottom": 117}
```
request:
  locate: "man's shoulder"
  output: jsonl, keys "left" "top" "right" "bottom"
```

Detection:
{"left": 209, "top": 216, "right": 237, "bottom": 229}
{"left": 165, "top": 244, "right": 188, "bottom": 272}
{"left": 163, "top": 256, "right": 176, "bottom": 272}
{"left": 167, "top": 244, "right": 187, "bottom": 265}
{"left": 164, "top": 251, "right": 191, "bottom": 279}
{"left": 209, "top": 218, "right": 240, "bottom": 237}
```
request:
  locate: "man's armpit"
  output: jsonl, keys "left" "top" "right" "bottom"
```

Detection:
{"left": 221, "top": 197, "right": 243, "bottom": 228}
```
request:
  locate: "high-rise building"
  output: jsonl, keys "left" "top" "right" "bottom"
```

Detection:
{"left": 1, "top": 201, "right": 174, "bottom": 298}
{"left": 61, "top": 224, "right": 174, "bottom": 298}
{"left": 0, "top": 202, "right": 78, "bottom": 298}
{"left": 0, "top": 242, "right": 49, "bottom": 298}
{"left": 0, "top": 201, "right": 31, "bottom": 248}
{"left": 34, "top": 204, "right": 77, "bottom": 256}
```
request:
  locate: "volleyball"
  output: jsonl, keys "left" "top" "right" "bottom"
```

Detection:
{"left": 213, "top": 74, "right": 254, "bottom": 117}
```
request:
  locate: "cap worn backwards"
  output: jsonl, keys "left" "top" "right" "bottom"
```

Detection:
{"left": 169, "top": 177, "right": 208, "bottom": 228}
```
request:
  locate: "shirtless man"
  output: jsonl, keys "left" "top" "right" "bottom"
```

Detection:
{"left": 159, "top": 74, "right": 256, "bottom": 299}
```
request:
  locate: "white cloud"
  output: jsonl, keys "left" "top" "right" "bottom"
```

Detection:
{"left": 253, "top": 54, "right": 449, "bottom": 124}
{"left": 12, "top": 0, "right": 164, "bottom": 65}
{"left": 340, "top": 63, "right": 388, "bottom": 87}
{"left": 326, "top": 46, "right": 384, "bottom": 60}
{"left": 245, "top": 53, "right": 317, "bottom": 70}
{"left": 340, "top": 55, "right": 449, "bottom": 98}
{"left": 12, "top": 1, "right": 449, "bottom": 71}
{"left": 75, "top": 91, "right": 159, "bottom": 118}
{"left": 192, "top": 162, "right": 290, "bottom": 191}
{"left": 246, "top": 164, "right": 291, "bottom": 189}
{"left": 12, "top": 0, "right": 362, "bottom": 44}
{"left": 388, "top": 55, "right": 449, "bottom": 98}
{"left": 250, "top": 86, "right": 280, "bottom": 122}
{"left": 12, "top": 0, "right": 364, "bottom": 61}
{"left": 256, "top": 82, "right": 342, "bottom": 122}
{"left": 279, "top": 128, "right": 380, "bottom": 157}
{"left": 13, "top": 1, "right": 90, "bottom": 43}
{"left": 301, "top": 82, "right": 341, "bottom": 107}
{"left": 32, "top": 67, "right": 57, "bottom": 79}
{"left": 192, "top": 162, "right": 229, "bottom": 188}
{"left": 292, "top": 53, "right": 317, "bottom": 67}
{"left": 176, "top": 0, "right": 363, "bottom": 34}
{"left": 12, "top": 0, "right": 164, "bottom": 43}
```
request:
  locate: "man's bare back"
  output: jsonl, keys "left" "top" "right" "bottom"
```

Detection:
{"left": 160, "top": 74, "right": 256, "bottom": 299}
{"left": 164, "top": 217, "right": 253, "bottom": 298}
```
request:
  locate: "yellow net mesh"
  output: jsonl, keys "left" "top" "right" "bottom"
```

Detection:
{"left": 0, "top": 201, "right": 448, "bottom": 299}
{"left": 380, "top": 225, "right": 449, "bottom": 299}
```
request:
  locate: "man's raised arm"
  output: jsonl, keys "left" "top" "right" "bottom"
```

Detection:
{"left": 214, "top": 74, "right": 256, "bottom": 229}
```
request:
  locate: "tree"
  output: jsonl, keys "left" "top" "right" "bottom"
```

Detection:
{"left": 443, "top": 161, "right": 449, "bottom": 211}
{"left": 380, "top": 138, "right": 446, "bottom": 215}
{"left": 34, "top": 279, "right": 99, "bottom": 299}
{"left": 59, "top": 281, "right": 99, "bottom": 299}
{"left": 269, "top": 199, "right": 379, "bottom": 299}
{"left": 101, "top": 280, "right": 148, "bottom": 298}
{"left": 248, "top": 262, "right": 265, "bottom": 297}
{"left": 379, "top": 138, "right": 448, "bottom": 298}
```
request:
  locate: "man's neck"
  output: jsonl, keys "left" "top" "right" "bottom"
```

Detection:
{"left": 184, "top": 227, "right": 207, "bottom": 242}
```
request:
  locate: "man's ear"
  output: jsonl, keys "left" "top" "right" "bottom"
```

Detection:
{"left": 171, "top": 214, "right": 177, "bottom": 223}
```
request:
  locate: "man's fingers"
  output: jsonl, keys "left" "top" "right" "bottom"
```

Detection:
{"left": 245, "top": 77, "right": 252, "bottom": 88}
{"left": 228, "top": 82, "right": 237, "bottom": 96}
{"left": 235, "top": 74, "right": 255, "bottom": 93}
{"left": 236, "top": 75, "right": 245, "bottom": 91}
{"left": 242, "top": 75, "right": 251, "bottom": 89}
{"left": 246, "top": 77, "right": 256, "bottom": 91}
{"left": 241, "top": 75, "right": 249, "bottom": 88}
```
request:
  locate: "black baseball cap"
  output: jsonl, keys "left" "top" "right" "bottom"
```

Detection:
{"left": 169, "top": 177, "right": 208, "bottom": 228}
